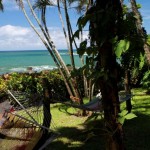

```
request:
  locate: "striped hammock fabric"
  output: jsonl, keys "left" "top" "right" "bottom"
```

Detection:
{"left": 0, "top": 90, "right": 58, "bottom": 150}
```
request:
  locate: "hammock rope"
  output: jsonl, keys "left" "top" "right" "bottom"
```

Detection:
{"left": 49, "top": 90, "right": 133, "bottom": 111}
{"left": 0, "top": 90, "right": 59, "bottom": 150}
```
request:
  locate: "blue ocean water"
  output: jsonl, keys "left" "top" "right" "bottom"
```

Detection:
{"left": 0, "top": 50, "right": 84, "bottom": 75}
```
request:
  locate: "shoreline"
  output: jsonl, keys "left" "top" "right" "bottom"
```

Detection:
{"left": 0, "top": 66, "right": 58, "bottom": 76}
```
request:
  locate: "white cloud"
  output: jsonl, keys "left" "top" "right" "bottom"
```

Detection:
{"left": 144, "top": 16, "right": 150, "bottom": 20}
{"left": 140, "top": 10, "right": 150, "bottom": 20}
{"left": 0, "top": 25, "right": 66, "bottom": 50}
{"left": 0, "top": 25, "right": 88, "bottom": 51}
{"left": 3, "top": 0, "right": 20, "bottom": 11}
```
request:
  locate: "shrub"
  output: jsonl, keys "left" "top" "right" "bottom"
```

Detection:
{"left": 141, "top": 70, "right": 150, "bottom": 92}
{"left": 0, "top": 70, "right": 69, "bottom": 102}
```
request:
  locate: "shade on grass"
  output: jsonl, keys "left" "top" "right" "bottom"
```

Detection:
{"left": 49, "top": 88, "right": 150, "bottom": 150}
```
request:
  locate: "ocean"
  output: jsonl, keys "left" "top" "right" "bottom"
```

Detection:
{"left": 0, "top": 50, "right": 84, "bottom": 75}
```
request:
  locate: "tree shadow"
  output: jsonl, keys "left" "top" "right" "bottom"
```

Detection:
{"left": 124, "top": 113, "right": 150, "bottom": 150}
{"left": 49, "top": 98, "right": 150, "bottom": 150}
{"left": 48, "top": 119, "right": 105, "bottom": 150}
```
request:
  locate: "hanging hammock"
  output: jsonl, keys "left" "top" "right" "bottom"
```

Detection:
{"left": 53, "top": 93, "right": 133, "bottom": 112}
{"left": 0, "top": 90, "right": 59, "bottom": 150}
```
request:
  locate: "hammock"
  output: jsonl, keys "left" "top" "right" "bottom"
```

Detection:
{"left": 58, "top": 93, "right": 133, "bottom": 112}
{"left": 0, "top": 90, "right": 59, "bottom": 150}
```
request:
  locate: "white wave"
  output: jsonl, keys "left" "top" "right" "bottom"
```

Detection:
{"left": 59, "top": 52, "right": 79, "bottom": 56}
{"left": 9, "top": 65, "right": 57, "bottom": 73}
{"left": 73, "top": 53, "right": 78, "bottom": 56}
{"left": 31, "top": 65, "right": 57, "bottom": 72}
{"left": 60, "top": 52, "right": 69, "bottom": 55}
{"left": 10, "top": 67, "right": 27, "bottom": 72}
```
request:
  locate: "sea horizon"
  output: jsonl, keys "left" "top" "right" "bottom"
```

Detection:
{"left": 0, "top": 49, "right": 83, "bottom": 75}
{"left": 0, "top": 49, "right": 75, "bottom": 52}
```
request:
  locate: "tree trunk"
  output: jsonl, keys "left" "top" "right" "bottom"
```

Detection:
{"left": 63, "top": 0, "right": 75, "bottom": 69}
{"left": 130, "top": 0, "right": 150, "bottom": 65}
{"left": 20, "top": 0, "right": 74, "bottom": 97}
{"left": 57, "top": 0, "right": 71, "bottom": 57}
{"left": 34, "top": 78, "right": 52, "bottom": 149}
{"left": 124, "top": 70, "right": 132, "bottom": 113}
{"left": 24, "top": 0, "right": 81, "bottom": 99}
{"left": 91, "top": 0, "right": 125, "bottom": 149}
{"left": 63, "top": 0, "right": 84, "bottom": 104}
{"left": 98, "top": 43, "right": 124, "bottom": 150}
{"left": 42, "top": 78, "right": 52, "bottom": 129}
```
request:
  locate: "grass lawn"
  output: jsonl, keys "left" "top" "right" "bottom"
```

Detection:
{"left": 47, "top": 88, "right": 150, "bottom": 150}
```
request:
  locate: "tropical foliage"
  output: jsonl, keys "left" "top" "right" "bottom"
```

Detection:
{"left": 0, "top": 71, "right": 70, "bottom": 101}
{"left": 1, "top": 0, "right": 150, "bottom": 149}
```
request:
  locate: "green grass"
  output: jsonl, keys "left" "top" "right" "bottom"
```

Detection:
{"left": 47, "top": 88, "right": 150, "bottom": 150}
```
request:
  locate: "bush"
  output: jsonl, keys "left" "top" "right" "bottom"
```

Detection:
{"left": 0, "top": 70, "right": 69, "bottom": 102}
{"left": 141, "top": 70, "right": 150, "bottom": 92}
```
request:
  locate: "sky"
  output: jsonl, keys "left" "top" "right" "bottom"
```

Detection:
{"left": 0, "top": 0, "right": 150, "bottom": 51}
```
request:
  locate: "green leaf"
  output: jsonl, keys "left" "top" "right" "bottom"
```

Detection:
{"left": 77, "top": 40, "right": 87, "bottom": 57}
{"left": 77, "top": 14, "right": 91, "bottom": 29}
{"left": 114, "top": 39, "right": 130, "bottom": 58}
{"left": 136, "top": 4, "right": 141, "bottom": 9}
{"left": 124, "top": 113, "right": 137, "bottom": 120}
{"left": 118, "top": 116, "right": 125, "bottom": 125}
{"left": 133, "top": 15, "right": 139, "bottom": 20}
{"left": 73, "top": 30, "right": 80, "bottom": 40}
{"left": 120, "top": 110, "right": 128, "bottom": 117}
{"left": 139, "top": 53, "right": 145, "bottom": 69}
{"left": 131, "top": 101, "right": 136, "bottom": 105}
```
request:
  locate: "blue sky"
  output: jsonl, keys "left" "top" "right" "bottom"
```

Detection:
{"left": 0, "top": 0, "right": 150, "bottom": 51}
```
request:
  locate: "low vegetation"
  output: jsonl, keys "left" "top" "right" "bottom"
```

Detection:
{"left": 0, "top": 70, "right": 70, "bottom": 102}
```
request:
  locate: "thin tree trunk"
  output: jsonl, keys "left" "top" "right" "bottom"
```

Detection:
{"left": 34, "top": 78, "right": 52, "bottom": 150}
{"left": 60, "top": 0, "right": 85, "bottom": 104}
{"left": 57, "top": 0, "right": 82, "bottom": 102}
{"left": 57, "top": 0, "right": 70, "bottom": 54}
{"left": 26, "top": 0, "right": 80, "bottom": 98}
{"left": 80, "top": 30, "right": 89, "bottom": 97}
{"left": 19, "top": 0, "right": 73, "bottom": 97}
{"left": 124, "top": 70, "right": 132, "bottom": 113}
{"left": 63, "top": 0, "right": 75, "bottom": 69}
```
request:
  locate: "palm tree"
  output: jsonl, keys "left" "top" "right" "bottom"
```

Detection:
{"left": 15, "top": 0, "right": 76, "bottom": 97}
{"left": 68, "top": 0, "right": 91, "bottom": 13}
{"left": 32, "top": 0, "right": 84, "bottom": 101}
{"left": 32, "top": 0, "right": 96, "bottom": 104}
{"left": 63, "top": 0, "right": 75, "bottom": 69}
{"left": 68, "top": 0, "right": 96, "bottom": 100}
{"left": 56, "top": 0, "right": 84, "bottom": 102}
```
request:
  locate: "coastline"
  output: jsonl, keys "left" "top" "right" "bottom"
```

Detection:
{"left": 0, "top": 50, "right": 83, "bottom": 75}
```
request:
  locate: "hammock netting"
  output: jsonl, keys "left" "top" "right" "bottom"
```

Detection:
{"left": 0, "top": 90, "right": 57, "bottom": 150}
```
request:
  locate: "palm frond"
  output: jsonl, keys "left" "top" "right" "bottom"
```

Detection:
{"left": 33, "top": 0, "right": 54, "bottom": 10}
{"left": 68, "top": 0, "right": 89, "bottom": 13}
{"left": 0, "top": 0, "right": 4, "bottom": 11}
{"left": 16, "top": 0, "right": 24, "bottom": 8}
